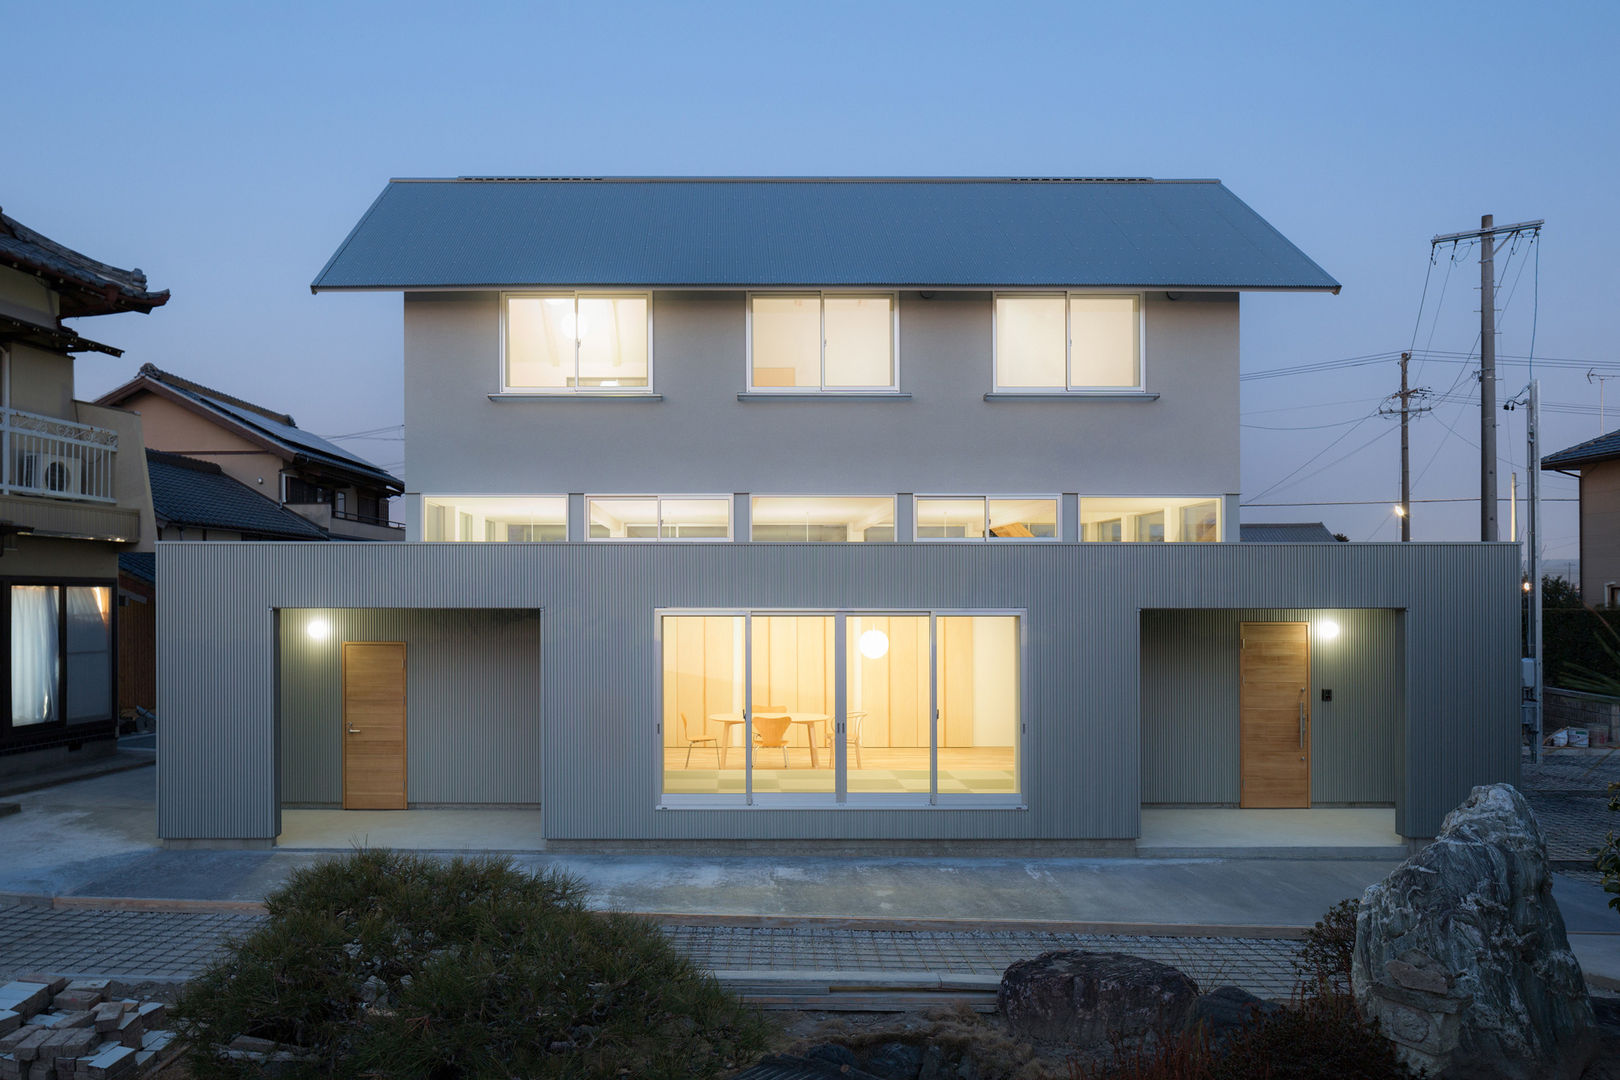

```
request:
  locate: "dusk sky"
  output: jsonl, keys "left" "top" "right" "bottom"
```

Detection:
{"left": 9, "top": 1, "right": 1616, "bottom": 559}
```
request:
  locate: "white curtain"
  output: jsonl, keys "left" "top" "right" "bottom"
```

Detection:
{"left": 11, "top": 585, "right": 59, "bottom": 726}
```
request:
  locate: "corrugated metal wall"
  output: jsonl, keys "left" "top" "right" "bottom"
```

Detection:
{"left": 156, "top": 541, "right": 1520, "bottom": 844}
{"left": 277, "top": 608, "right": 542, "bottom": 806}
{"left": 1141, "top": 608, "right": 1403, "bottom": 806}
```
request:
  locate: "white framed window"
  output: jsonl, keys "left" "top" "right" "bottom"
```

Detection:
{"left": 423, "top": 497, "right": 568, "bottom": 541}
{"left": 750, "top": 496, "right": 896, "bottom": 542}
{"left": 1079, "top": 497, "right": 1222, "bottom": 542}
{"left": 588, "top": 496, "right": 732, "bottom": 540}
{"left": 993, "top": 293, "right": 1142, "bottom": 391}
{"left": 914, "top": 496, "right": 1060, "bottom": 541}
{"left": 747, "top": 293, "right": 897, "bottom": 392}
{"left": 503, "top": 292, "right": 651, "bottom": 393}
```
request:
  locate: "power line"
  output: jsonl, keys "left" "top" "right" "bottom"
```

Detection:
{"left": 1241, "top": 497, "right": 1579, "bottom": 507}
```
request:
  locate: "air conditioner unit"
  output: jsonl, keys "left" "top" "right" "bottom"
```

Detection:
{"left": 17, "top": 452, "right": 82, "bottom": 496}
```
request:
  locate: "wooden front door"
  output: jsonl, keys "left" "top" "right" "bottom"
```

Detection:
{"left": 1239, "top": 623, "right": 1310, "bottom": 808}
{"left": 342, "top": 642, "right": 407, "bottom": 810}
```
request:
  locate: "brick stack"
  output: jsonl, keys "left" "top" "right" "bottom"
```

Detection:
{"left": 0, "top": 977, "right": 178, "bottom": 1080}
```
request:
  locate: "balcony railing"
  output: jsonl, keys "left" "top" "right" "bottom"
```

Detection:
{"left": 1, "top": 407, "right": 118, "bottom": 503}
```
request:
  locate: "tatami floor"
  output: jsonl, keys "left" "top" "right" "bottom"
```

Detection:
{"left": 662, "top": 746, "right": 1016, "bottom": 795}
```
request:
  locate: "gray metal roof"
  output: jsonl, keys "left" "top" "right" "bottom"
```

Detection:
{"left": 146, "top": 451, "right": 330, "bottom": 540}
{"left": 1240, "top": 521, "right": 1339, "bottom": 543}
{"left": 1543, "top": 427, "right": 1620, "bottom": 470}
{"left": 312, "top": 177, "right": 1340, "bottom": 292}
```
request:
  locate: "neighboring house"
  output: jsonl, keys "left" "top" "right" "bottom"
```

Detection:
{"left": 156, "top": 177, "right": 1519, "bottom": 851}
{"left": 0, "top": 209, "right": 164, "bottom": 776}
{"left": 1543, "top": 428, "right": 1620, "bottom": 608}
{"left": 96, "top": 364, "right": 403, "bottom": 541}
{"left": 1240, "top": 522, "right": 1338, "bottom": 543}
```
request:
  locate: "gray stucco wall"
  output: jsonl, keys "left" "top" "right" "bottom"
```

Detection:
{"left": 400, "top": 291, "right": 1241, "bottom": 514}
{"left": 277, "top": 608, "right": 542, "bottom": 806}
{"left": 157, "top": 540, "right": 1519, "bottom": 846}
{"left": 1141, "top": 608, "right": 1404, "bottom": 806}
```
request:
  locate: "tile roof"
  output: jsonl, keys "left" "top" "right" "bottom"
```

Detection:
{"left": 313, "top": 177, "right": 1340, "bottom": 292}
{"left": 146, "top": 451, "right": 330, "bottom": 540}
{"left": 1542, "top": 428, "right": 1620, "bottom": 470}
{"left": 0, "top": 209, "right": 169, "bottom": 318}
{"left": 118, "top": 551, "right": 155, "bottom": 585}
{"left": 1240, "top": 522, "right": 1339, "bottom": 543}
{"left": 102, "top": 365, "right": 402, "bottom": 492}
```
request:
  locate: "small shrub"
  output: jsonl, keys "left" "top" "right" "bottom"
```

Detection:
{"left": 1294, "top": 898, "right": 1358, "bottom": 995}
{"left": 174, "top": 850, "right": 769, "bottom": 1080}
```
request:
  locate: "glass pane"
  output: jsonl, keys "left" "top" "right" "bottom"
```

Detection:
{"left": 589, "top": 498, "right": 658, "bottom": 539}
{"left": 1070, "top": 295, "right": 1140, "bottom": 388}
{"left": 846, "top": 615, "right": 931, "bottom": 794}
{"left": 915, "top": 498, "right": 985, "bottom": 540}
{"left": 750, "top": 616, "right": 835, "bottom": 794}
{"left": 751, "top": 296, "right": 821, "bottom": 389}
{"left": 936, "top": 616, "right": 1019, "bottom": 795}
{"left": 577, "top": 296, "right": 648, "bottom": 388}
{"left": 988, "top": 498, "right": 1058, "bottom": 540}
{"left": 1179, "top": 500, "right": 1221, "bottom": 542}
{"left": 659, "top": 498, "right": 731, "bottom": 539}
{"left": 995, "top": 296, "right": 1067, "bottom": 388}
{"left": 66, "top": 587, "right": 112, "bottom": 722}
{"left": 1134, "top": 511, "right": 1165, "bottom": 543}
{"left": 750, "top": 497, "right": 895, "bottom": 543}
{"left": 823, "top": 296, "right": 893, "bottom": 388}
{"left": 423, "top": 498, "right": 567, "bottom": 542}
{"left": 11, "top": 585, "right": 60, "bottom": 726}
{"left": 662, "top": 615, "right": 745, "bottom": 796}
{"left": 505, "top": 296, "right": 574, "bottom": 389}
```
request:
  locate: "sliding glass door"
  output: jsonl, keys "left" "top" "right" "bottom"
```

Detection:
{"left": 660, "top": 610, "right": 1020, "bottom": 806}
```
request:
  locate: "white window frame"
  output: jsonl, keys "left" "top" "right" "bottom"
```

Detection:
{"left": 420, "top": 494, "right": 571, "bottom": 542}
{"left": 912, "top": 495, "right": 1063, "bottom": 542}
{"left": 747, "top": 494, "right": 898, "bottom": 543}
{"left": 586, "top": 494, "right": 733, "bottom": 542}
{"left": 654, "top": 606, "right": 1026, "bottom": 810}
{"left": 500, "top": 291, "right": 654, "bottom": 395}
{"left": 991, "top": 291, "right": 1146, "bottom": 394}
{"left": 745, "top": 291, "right": 901, "bottom": 393}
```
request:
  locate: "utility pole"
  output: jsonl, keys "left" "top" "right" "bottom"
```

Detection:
{"left": 1431, "top": 215, "right": 1543, "bottom": 542}
{"left": 1380, "top": 351, "right": 1429, "bottom": 541}
{"left": 1590, "top": 369, "right": 1619, "bottom": 433}
{"left": 1526, "top": 380, "right": 1544, "bottom": 762}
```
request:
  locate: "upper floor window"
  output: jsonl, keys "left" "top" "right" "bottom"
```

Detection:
{"left": 589, "top": 496, "right": 732, "bottom": 540}
{"left": 994, "top": 294, "right": 1141, "bottom": 391}
{"left": 424, "top": 497, "right": 567, "bottom": 541}
{"left": 1080, "top": 497, "right": 1221, "bottom": 542}
{"left": 748, "top": 294, "right": 896, "bottom": 392}
{"left": 504, "top": 293, "right": 650, "bottom": 393}
{"left": 915, "top": 497, "right": 1059, "bottom": 541}
{"left": 750, "top": 496, "right": 896, "bottom": 542}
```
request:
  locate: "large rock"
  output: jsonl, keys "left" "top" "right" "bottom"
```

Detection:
{"left": 1352, "top": 783, "right": 1599, "bottom": 1079}
{"left": 998, "top": 950, "right": 1199, "bottom": 1046}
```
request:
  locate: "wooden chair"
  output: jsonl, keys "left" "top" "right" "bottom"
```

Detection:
{"left": 679, "top": 712, "right": 719, "bottom": 768}
{"left": 824, "top": 711, "right": 868, "bottom": 769}
{"left": 752, "top": 710, "right": 792, "bottom": 768}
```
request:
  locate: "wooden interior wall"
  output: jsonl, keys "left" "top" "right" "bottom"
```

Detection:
{"left": 662, "top": 614, "right": 980, "bottom": 752}
{"left": 117, "top": 576, "right": 155, "bottom": 713}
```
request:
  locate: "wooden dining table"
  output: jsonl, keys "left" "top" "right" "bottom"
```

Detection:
{"left": 707, "top": 712, "right": 831, "bottom": 769}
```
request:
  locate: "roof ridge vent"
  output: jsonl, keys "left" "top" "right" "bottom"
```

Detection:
{"left": 456, "top": 176, "right": 607, "bottom": 183}
{"left": 1009, "top": 177, "right": 1155, "bottom": 183}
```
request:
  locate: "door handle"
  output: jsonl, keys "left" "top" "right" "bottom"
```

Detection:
{"left": 1298, "top": 689, "right": 1306, "bottom": 748}
{"left": 347, "top": 726, "right": 361, "bottom": 735}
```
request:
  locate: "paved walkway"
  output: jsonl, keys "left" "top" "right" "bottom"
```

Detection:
{"left": 0, "top": 903, "right": 1306, "bottom": 999}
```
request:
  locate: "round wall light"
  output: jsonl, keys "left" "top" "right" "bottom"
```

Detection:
{"left": 306, "top": 617, "right": 332, "bottom": 642}
{"left": 858, "top": 628, "right": 890, "bottom": 660}
{"left": 1317, "top": 619, "right": 1341, "bottom": 642}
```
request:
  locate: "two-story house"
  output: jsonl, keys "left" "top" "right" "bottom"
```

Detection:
{"left": 1543, "top": 429, "right": 1620, "bottom": 609}
{"left": 155, "top": 178, "right": 1519, "bottom": 852}
{"left": 97, "top": 364, "right": 404, "bottom": 541}
{"left": 0, "top": 209, "right": 162, "bottom": 777}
